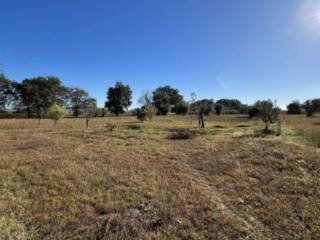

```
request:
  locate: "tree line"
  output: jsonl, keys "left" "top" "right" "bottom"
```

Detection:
{"left": 1, "top": 73, "right": 319, "bottom": 127}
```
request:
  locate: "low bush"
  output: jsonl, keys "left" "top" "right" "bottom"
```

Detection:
{"left": 168, "top": 129, "right": 196, "bottom": 140}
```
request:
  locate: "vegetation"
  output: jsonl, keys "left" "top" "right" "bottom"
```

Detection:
{"left": 68, "top": 87, "right": 96, "bottom": 117}
{"left": 190, "top": 99, "right": 214, "bottom": 128}
{"left": 152, "top": 86, "right": 183, "bottom": 115}
{"left": 303, "top": 99, "right": 320, "bottom": 117}
{"left": 0, "top": 115, "right": 319, "bottom": 240}
{"left": 47, "top": 104, "right": 68, "bottom": 126}
{"left": 287, "top": 100, "right": 302, "bottom": 114}
{"left": 254, "top": 100, "right": 280, "bottom": 132}
{"left": 105, "top": 81, "right": 132, "bottom": 116}
{"left": 214, "top": 103, "right": 223, "bottom": 115}
{"left": 171, "top": 101, "right": 188, "bottom": 115}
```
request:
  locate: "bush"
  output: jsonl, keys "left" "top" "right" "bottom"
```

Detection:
{"left": 172, "top": 102, "right": 188, "bottom": 115}
{"left": 47, "top": 104, "right": 68, "bottom": 126}
{"left": 144, "top": 105, "right": 156, "bottom": 121}
{"left": 303, "top": 100, "right": 317, "bottom": 117}
{"left": 214, "top": 104, "right": 223, "bottom": 115}
{"left": 136, "top": 108, "right": 147, "bottom": 122}
{"left": 248, "top": 106, "right": 259, "bottom": 118}
{"left": 157, "top": 104, "right": 170, "bottom": 115}
{"left": 287, "top": 101, "right": 302, "bottom": 114}
{"left": 254, "top": 100, "right": 280, "bottom": 132}
{"left": 168, "top": 129, "right": 195, "bottom": 140}
{"left": 136, "top": 105, "right": 156, "bottom": 122}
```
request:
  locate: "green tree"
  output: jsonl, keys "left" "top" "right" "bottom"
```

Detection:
{"left": 172, "top": 101, "right": 188, "bottom": 115}
{"left": 254, "top": 100, "right": 280, "bottom": 132}
{"left": 214, "top": 104, "right": 223, "bottom": 115}
{"left": 152, "top": 86, "right": 183, "bottom": 115}
{"left": 0, "top": 74, "right": 19, "bottom": 112}
{"left": 47, "top": 104, "right": 68, "bottom": 126}
{"left": 189, "top": 99, "right": 214, "bottom": 128}
{"left": 287, "top": 101, "right": 302, "bottom": 114}
{"left": 303, "top": 99, "right": 320, "bottom": 117}
{"left": 16, "top": 77, "right": 65, "bottom": 120}
{"left": 216, "top": 99, "right": 242, "bottom": 111}
{"left": 68, "top": 87, "right": 96, "bottom": 117}
{"left": 105, "top": 82, "right": 132, "bottom": 116}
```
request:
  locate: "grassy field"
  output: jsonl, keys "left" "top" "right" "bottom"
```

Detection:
{"left": 0, "top": 114, "right": 319, "bottom": 240}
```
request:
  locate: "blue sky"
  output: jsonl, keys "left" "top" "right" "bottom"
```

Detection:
{"left": 1, "top": 0, "right": 320, "bottom": 108}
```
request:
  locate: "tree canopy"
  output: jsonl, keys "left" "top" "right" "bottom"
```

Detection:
{"left": 152, "top": 86, "right": 183, "bottom": 115}
{"left": 105, "top": 81, "right": 132, "bottom": 115}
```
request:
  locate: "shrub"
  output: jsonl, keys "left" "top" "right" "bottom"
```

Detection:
{"left": 287, "top": 101, "right": 302, "bottom": 114}
{"left": 303, "top": 100, "right": 317, "bottom": 117}
{"left": 136, "top": 107, "right": 147, "bottom": 122}
{"left": 214, "top": 104, "right": 223, "bottom": 115}
{"left": 157, "top": 103, "right": 170, "bottom": 115}
{"left": 172, "top": 102, "right": 188, "bottom": 115}
{"left": 168, "top": 129, "right": 195, "bottom": 140}
{"left": 144, "top": 105, "right": 156, "bottom": 121}
{"left": 248, "top": 106, "right": 259, "bottom": 118}
{"left": 47, "top": 104, "right": 68, "bottom": 126}
{"left": 254, "top": 100, "right": 280, "bottom": 132}
{"left": 136, "top": 105, "right": 156, "bottom": 122}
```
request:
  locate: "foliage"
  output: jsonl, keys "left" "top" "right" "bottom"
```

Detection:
{"left": 152, "top": 86, "right": 183, "bottom": 115}
{"left": 144, "top": 105, "right": 156, "bottom": 121}
{"left": 105, "top": 81, "right": 132, "bottom": 116}
{"left": 189, "top": 99, "right": 214, "bottom": 116}
{"left": 172, "top": 101, "right": 188, "bottom": 115}
{"left": 303, "top": 99, "right": 320, "bottom": 117}
{"left": 0, "top": 74, "right": 17, "bottom": 111}
{"left": 47, "top": 104, "right": 68, "bottom": 125}
{"left": 67, "top": 87, "right": 96, "bottom": 117}
{"left": 216, "top": 99, "right": 242, "bottom": 110}
{"left": 136, "top": 107, "right": 147, "bottom": 122}
{"left": 254, "top": 100, "right": 280, "bottom": 132}
{"left": 168, "top": 129, "right": 195, "bottom": 140}
{"left": 286, "top": 101, "right": 302, "bottom": 114}
{"left": 214, "top": 104, "right": 223, "bottom": 115}
{"left": 238, "top": 104, "right": 249, "bottom": 114}
{"left": 16, "top": 76, "right": 65, "bottom": 118}
{"left": 136, "top": 105, "right": 156, "bottom": 122}
{"left": 248, "top": 106, "right": 259, "bottom": 118}
{"left": 138, "top": 90, "right": 153, "bottom": 106}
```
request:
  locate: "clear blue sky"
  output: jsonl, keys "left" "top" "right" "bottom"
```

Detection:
{"left": 1, "top": 0, "right": 320, "bottom": 108}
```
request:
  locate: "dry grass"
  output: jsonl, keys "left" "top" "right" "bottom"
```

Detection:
{"left": 0, "top": 115, "right": 319, "bottom": 239}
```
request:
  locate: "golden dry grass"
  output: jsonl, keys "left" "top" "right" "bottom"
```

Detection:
{"left": 0, "top": 115, "right": 319, "bottom": 240}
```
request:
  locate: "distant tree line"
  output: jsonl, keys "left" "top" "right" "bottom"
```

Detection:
{"left": 1, "top": 73, "right": 319, "bottom": 125}
{"left": 0, "top": 74, "right": 97, "bottom": 121}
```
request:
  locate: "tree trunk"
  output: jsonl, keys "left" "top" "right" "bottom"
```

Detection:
{"left": 198, "top": 113, "right": 205, "bottom": 128}
{"left": 86, "top": 118, "right": 89, "bottom": 129}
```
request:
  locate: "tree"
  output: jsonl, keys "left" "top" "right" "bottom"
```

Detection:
{"left": 254, "top": 100, "right": 280, "bottom": 132}
{"left": 138, "top": 90, "right": 153, "bottom": 106}
{"left": 214, "top": 104, "right": 223, "bottom": 115}
{"left": 172, "top": 101, "right": 188, "bottom": 115}
{"left": 0, "top": 74, "right": 20, "bottom": 112}
{"left": 216, "top": 99, "right": 242, "bottom": 111}
{"left": 47, "top": 104, "right": 68, "bottom": 126}
{"left": 248, "top": 106, "right": 259, "bottom": 118}
{"left": 287, "top": 101, "right": 302, "bottom": 114}
{"left": 105, "top": 82, "right": 132, "bottom": 116}
{"left": 16, "top": 76, "right": 65, "bottom": 121}
{"left": 152, "top": 86, "right": 183, "bottom": 115}
{"left": 303, "top": 99, "right": 320, "bottom": 117}
{"left": 68, "top": 87, "right": 96, "bottom": 117}
{"left": 189, "top": 99, "right": 214, "bottom": 128}
{"left": 136, "top": 107, "right": 147, "bottom": 122}
{"left": 144, "top": 105, "right": 156, "bottom": 121}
